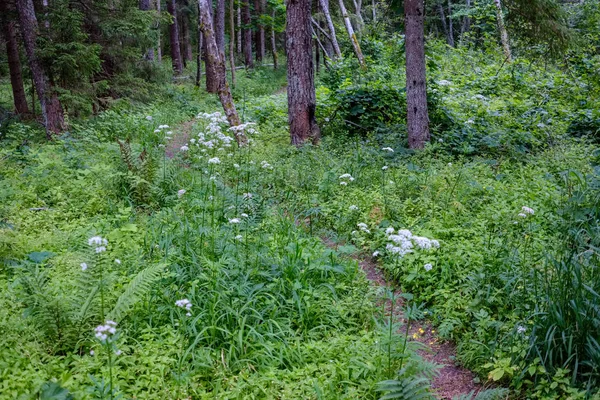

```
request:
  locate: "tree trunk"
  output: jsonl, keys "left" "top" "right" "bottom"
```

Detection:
{"left": 16, "top": 0, "right": 64, "bottom": 137}
{"left": 203, "top": 2, "right": 219, "bottom": 92}
{"left": 196, "top": 5, "right": 203, "bottom": 86}
{"left": 338, "top": 0, "right": 365, "bottom": 68}
{"left": 229, "top": 0, "right": 236, "bottom": 86}
{"left": 371, "top": 0, "right": 376, "bottom": 22}
{"left": 437, "top": 1, "right": 450, "bottom": 45}
{"left": 352, "top": 0, "right": 364, "bottom": 32}
{"left": 271, "top": 10, "right": 278, "bottom": 69}
{"left": 459, "top": 0, "right": 471, "bottom": 45}
{"left": 140, "top": 0, "right": 155, "bottom": 60}
{"left": 253, "top": 0, "right": 263, "bottom": 63}
{"left": 215, "top": 0, "right": 225, "bottom": 56}
{"left": 319, "top": 0, "right": 341, "bottom": 58}
{"left": 181, "top": 4, "right": 193, "bottom": 62}
{"left": 237, "top": 6, "right": 242, "bottom": 53}
{"left": 197, "top": 0, "right": 244, "bottom": 143}
{"left": 447, "top": 0, "right": 455, "bottom": 47}
{"left": 286, "top": 0, "right": 320, "bottom": 145}
{"left": 167, "top": 0, "right": 184, "bottom": 74}
{"left": 156, "top": 0, "right": 162, "bottom": 62}
{"left": 242, "top": 0, "right": 253, "bottom": 68}
{"left": 494, "top": 0, "right": 512, "bottom": 62}
{"left": 1, "top": 2, "right": 30, "bottom": 115}
{"left": 405, "top": 0, "right": 430, "bottom": 149}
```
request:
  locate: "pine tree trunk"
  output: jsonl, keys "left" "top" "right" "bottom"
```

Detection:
{"left": 447, "top": 0, "right": 455, "bottom": 47}
{"left": 437, "top": 1, "right": 449, "bottom": 45}
{"left": 271, "top": 10, "right": 278, "bottom": 69}
{"left": 156, "top": 0, "right": 162, "bottom": 62}
{"left": 203, "top": 1, "right": 219, "bottom": 92}
{"left": 460, "top": 0, "right": 471, "bottom": 45}
{"left": 319, "top": 0, "right": 341, "bottom": 58}
{"left": 1, "top": 2, "right": 30, "bottom": 115}
{"left": 196, "top": 3, "right": 203, "bottom": 86}
{"left": 16, "top": 0, "right": 64, "bottom": 137}
{"left": 215, "top": 0, "right": 225, "bottom": 55}
{"left": 167, "top": 0, "right": 184, "bottom": 74}
{"left": 237, "top": 6, "right": 242, "bottom": 53}
{"left": 494, "top": 0, "right": 512, "bottom": 62}
{"left": 140, "top": 0, "right": 155, "bottom": 60}
{"left": 242, "top": 0, "right": 253, "bottom": 68}
{"left": 197, "top": 0, "right": 244, "bottom": 143}
{"left": 338, "top": 0, "right": 365, "bottom": 68}
{"left": 405, "top": 0, "right": 430, "bottom": 149}
{"left": 181, "top": 4, "right": 193, "bottom": 62}
{"left": 229, "top": 0, "right": 236, "bottom": 86}
{"left": 286, "top": 0, "right": 320, "bottom": 145}
{"left": 253, "top": 0, "right": 263, "bottom": 63}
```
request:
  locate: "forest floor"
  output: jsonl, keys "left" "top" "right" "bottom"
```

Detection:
{"left": 167, "top": 114, "right": 481, "bottom": 399}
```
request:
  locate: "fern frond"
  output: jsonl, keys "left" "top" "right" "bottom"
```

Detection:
{"left": 117, "top": 139, "right": 137, "bottom": 174}
{"left": 377, "top": 375, "right": 432, "bottom": 400}
{"left": 107, "top": 263, "right": 165, "bottom": 322}
{"left": 453, "top": 388, "right": 509, "bottom": 400}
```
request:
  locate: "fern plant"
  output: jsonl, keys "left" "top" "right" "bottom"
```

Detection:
{"left": 453, "top": 388, "right": 509, "bottom": 400}
{"left": 376, "top": 368, "right": 433, "bottom": 400}
{"left": 117, "top": 139, "right": 158, "bottom": 207}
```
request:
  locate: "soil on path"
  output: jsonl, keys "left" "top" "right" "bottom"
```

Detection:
{"left": 323, "top": 238, "right": 481, "bottom": 400}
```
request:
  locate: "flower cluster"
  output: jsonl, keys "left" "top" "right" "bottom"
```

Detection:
{"left": 339, "top": 173, "right": 354, "bottom": 186}
{"left": 175, "top": 298, "right": 192, "bottom": 317}
{"left": 357, "top": 223, "right": 370, "bottom": 233}
{"left": 260, "top": 161, "right": 273, "bottom": 170}
{"left": 177, "top": 189, "right": 186, "bottom": 198}
{"left": 94, "top": 320, "right": 117, "bottom": 342}
{"left": 518, "top": 206, "right": 535, "bottom": 218}
{"left": 382, "top": 228, "right": 440, "bottom": 258}
{"left": 88, "top": 236, "right": 108, "bottom": 253}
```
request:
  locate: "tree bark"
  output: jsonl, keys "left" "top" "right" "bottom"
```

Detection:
{"left": 196, "top": 3, "right": 203, "bottom": 86}
{"left": 242, "top": 0, "right": 253, "bottom": 68}
{"left": 140, "top": 0, "right": 156, "bottom": 60}
{"left": 167, "top": 0, "right": 184, "bottom": 74}
{"left": 253, "top": 0, "right": 265, "bottom": 63}
{"left": 318, "top": 0, "right": 341, "bottom": 58}
{"left": 460, "top": 0, "right": 471, "bottom": 45}
{"left": 197, "top": 0, "right": 244, "bottom": 143}
{"left": 447, "top": 0, "right": 455, "bottom": 47}
{"left": 16, "top": 0, "right": 65, "bottom": 137}
{"left": 215, "top": 0, "right": 226, "bottom": 56}
{"left": 405, "top": 0, "right": 430, "bottom": 149}
{"left": 437, "top": 1, "right": 450, "bottom": 46}
{"left": 493, "top": 0, "right": 512, "bottom": 62}
{"left": 202, "top": 2, "right": 219, "bottom": 92}
{"left": 237, "top": 6, "right": 242, "bottom": 53}
{"left": 271, "top": 10, "right": 278, "bottom": 69}
{"left": 1, "top": 1, "right": 30, "bottom": 115}
{"left": 181, "top": 4, "right": 193, "bottom": 62}
{"left": 338, "top": 0, "right": 365, "bottom": 68}
{"left": 229, "top": 0, "right": 236, "bottom": 86}
{"left": 286, "top": 0, "right": 320, "bottom": 145}
{"left": 352, "top": 0, "right": 364, "bottom": 32}
{"left": 156, "top": 0, "right": 162, "bottom": 62}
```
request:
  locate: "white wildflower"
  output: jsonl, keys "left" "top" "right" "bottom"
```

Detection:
{"left": 385, "top": 227, "right": 395, "bottom": 235}
{"left": 424, "top": 263, "right": 433, "bottom": 271}
{"left": 80, "top": 263, "right": 88, "bottom": 271}
{"left": 208, "top": 157, "right": 221, "bottom": 164}
{"left": 114, "top": 259, "right": 121, "bottom": 264}
{"left": 340, "top": 181, "right": 348, "bottom": 186}
{"left": 166, "top": 131, "right": 173, "bottom": 135}
{"left": 466, "top": 119, "right": 475, "bottom": 125}
{"left": 175, "top": 299, "right": 192, "bottom": 313}
{"left": 145, "top": 116, "right": 153, "bottom": 121}
{"left": 158, "top": 125, "right": 170, "bottom": 129}
{"left": 88, "top": 236, "right": 108, "bottom": 246}
{"left": 180, "top": 145, "right": 189, "bottom": 152}
{"left": 382, "top": 147, "right": 394, "bottom": 152}
{"left": 229, "top": 218, "right": 241, "bottom": 224}
{"left": 94, "top": 321, "right": 118, "bottom": 342}
{"left": 382, "top": 166, "right": 389, "bottom": 171}
{"left": 234, "top": 235, "right": 243, "bottom": 241}
{"left": 522, "top": 206, "right": 534, "bottom": 215}
{"left": 243, "top": 192, "right": 253, "bottom": 200}
{"left": 372, "top": 251, "right": 380, "bottom": 257}
{"left": 438, "top": 79, "right": 452, "bottom": 86}
{"left": 339, "top": 173, "right": 353, "bottom": 180}
{"left": 357, "top": 223, "right": 370, "bottom": 233}
{"left": 90, "top": 350, "right": 94, "bottom": 356}
{"left": 518, "top": 213, "right": 527, "bottom": 218}
{"left": 517, "top": 325, "right": 526, "bottom": 334}
{"left": 413, "top": 236, "right": 432, "bottom": 250}
{"left": 233, "top": 163, "right": 240, "bottom": 169}
{"left": 240, "top": 213, "right": 249, "bottom": 218}
{"left": 95, "top": 246, "right": 106, "bottom": 253}
{"left": 115, "top": 349, "right": 122, "bottom": 356}
{"left": 349, "top": 205, "right": 359, "bottom": 211}
{"left": 154, "top": 129, "right": 161, "bottom": 133}
{"left": 177, "top": 189, "right": 186, "bottom": 198}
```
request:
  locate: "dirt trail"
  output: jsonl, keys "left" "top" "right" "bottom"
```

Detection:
{"left": 323, "top": 238, "right": 481, "bottom": 400}
{"left": 165, "top": 119, "right": 195, "bottom": 158}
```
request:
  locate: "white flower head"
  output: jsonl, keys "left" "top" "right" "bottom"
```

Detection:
{"left": 382, "top": 147, "right": 394, "bottom": 152}
{"left": 357, "top": 223, "right": 370, "bottom": 233}
{"left": 234, "top": 235, "right": 243, "bottom": 241}
{"left": 95, "top": 246, "right": 106, "bottom": 253}
{"left": 114, "top": 259, "right": 121, "bottom": 264}
{"left": 349, "top": 205, "right": 359, "bottom": 211}
{"left": 154, "top": 129, "right": 161, "bottom": 133}
{"left": 208, "top": 157, "right": 221, "bottom": 164}
{"left": 177, "top": 189, "right": 186, "bottom": 198}
{"left": 517, "top": 325, "right": 526, "bottom": 334}
{"left": 382, "top": 166, "right": 389, "bottom": 171}
{"left": 158, "top": 125, "right": 170, "bottom": 129}
{"left": 340, "top": 181, "right": 348, "bottom": 186}
{"left": 88, "top": 236, "right": 108, "bottom": 247}
{"left": 424, "top": 263, "right": 433, "bottom": 271}
{"left": 180, "top": 145, "right": 189, "bottom": 152}
{"left": 372, "top": 251, "right": 380, "bottom": 257}
{"left": 175, "top": 298, "right": 192, "bottom": 311}
{"left": 521, "top": 206, "right": 534, "bottom": 215}
{"left": 145, "top": 115, "right": 153, "bottom": 121}
{"left": 438, "top": 79, "right": 452, "bottom": 86}
{"left": 229, "top": 218, "right": 241, "bottom": 224}
{"left": 243, "top": 192, "right": 253, "bottom": 200}
{"left": 518, "top": 213, "right": 527, "bottom": 218}
{"left": 94, "top": 320, "right": 118, "bottom": 342}
{"left": 80, "top": 262, "right": 88, "bottom": 271}
{"left": 385, "top": 227, "right": 395, "bottom": 235}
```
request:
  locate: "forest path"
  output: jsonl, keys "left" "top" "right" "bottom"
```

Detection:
{"left": 165, "top": 114, "right": 481, "bottom": 399}
{"left": 322, "top": 238, "right": 482, "bottom": 400}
